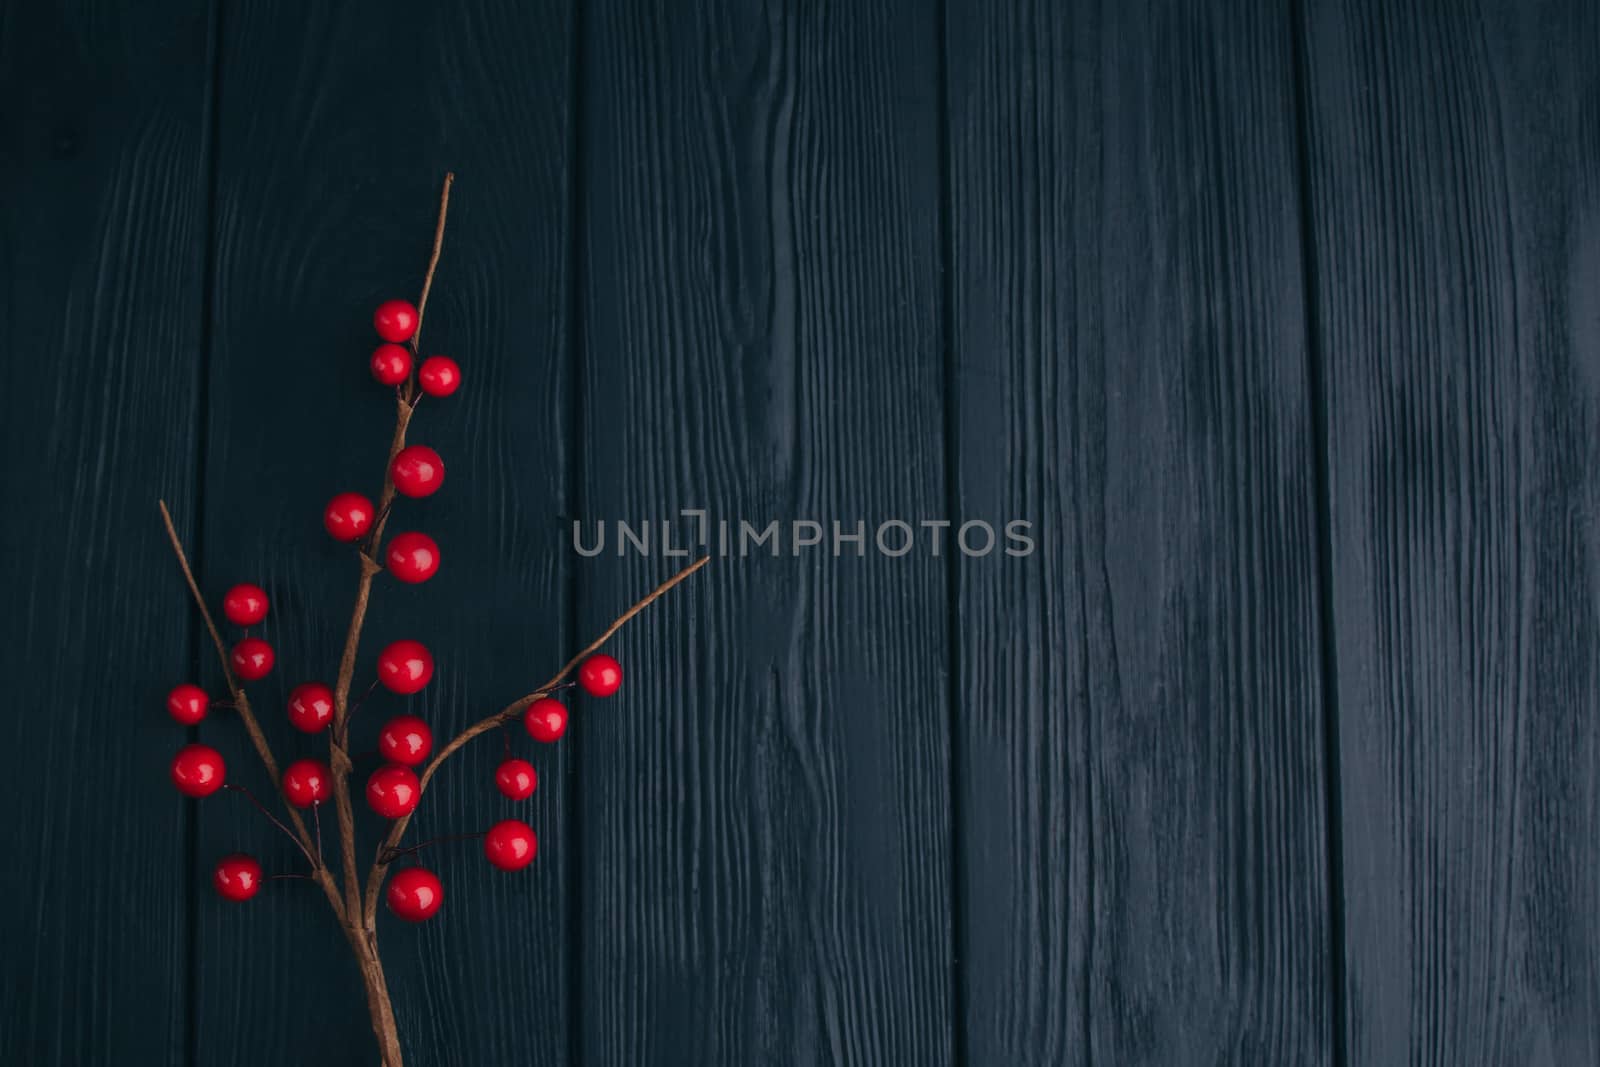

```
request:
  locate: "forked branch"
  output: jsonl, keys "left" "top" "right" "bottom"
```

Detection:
{"left": 361, "top": 553, "right": 710, "bottom": 924}
{"left": 157, "top": 500, "right": 343, "bottom": 916}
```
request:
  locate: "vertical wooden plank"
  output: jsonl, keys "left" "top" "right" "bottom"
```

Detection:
{"left": 1302, "top": 0, "right": 1600, "bottom": 1062}
{"left": 0, "top": 1, "right": 211, "bottom": 1061}
{"left": 577, "top": 1, "right": 955, "bottom": 1064}
{"left": 945, "top": 0, "right": 1335, "bottom": 1062}
{"left": 196, "top": 2, "right": 573, "bottom": 1063}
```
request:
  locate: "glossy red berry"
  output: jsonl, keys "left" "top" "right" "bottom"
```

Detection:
{"left": 370, "top": 343, "right": 413, "bottom": 386}
{"left": 495, "top": 758, "right": 538, "bottom": 800}
{"left": 287, "top": 681, "right": 335, "bottom": 733}
{"left": 282, "top": 758, "right": 332, "bottom": 808}
{"left": 385, "top": 532, "right": 439, "bottom": 584}
{"left": 213, "top": 854, "right": 262, "bottom": 902}
{"left": 222, "top": 583, "right": 269, "bottom": 626}
{"left": 378, "top": 715, "right": 433, "bottom": 766}
{"left": 390, "top": 445, "right": 444, "bottom": 498}
{"left": 324, "top": 492, "right": 375, "bottom": 542}
{"left": 373, "top": 299, "right": 419, "bottom": 343}
{"left": 484, "top": 819, "right": 538, "bottom": 871}
{"left": 171, "top": 743, "right": 226, "bottom": 797}
{"left": 578, "top": 654, "right": 623, "bottom": 698}
{"left": 166, "top": 684, "right": 210, "bottom": 725}
{"left": 366, "top": 764, "right": 421, "bottom": 818}
{"left": 376, "top": 639, "right": 434, "bottom": 694}
{"left": 231, "top": 637, "right": 275, "bottom": 681}
{"left": 386, "top": 866, "right": 443, "bottom": 921}
{"left": 418, "top": 356, "right": 461, "bottom": 397}
{"left": 523, "top": 697, "right": 568, "bottom": 743}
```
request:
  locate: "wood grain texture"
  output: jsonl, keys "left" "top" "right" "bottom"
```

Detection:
{"left": 945, "top": 1, "right": 1335, "bottom": 1062}
{"left": 196, "top": 2, "right": 572, "bottom": 1064}
{"left": 0, "top": 1, "right": 212, "bottom": 1061}
{"left": 1301, "top": 1, "right": 1600, "bottom": 1062}
{"left": 576, "top": 1, "right": 956, "bottom": 1064}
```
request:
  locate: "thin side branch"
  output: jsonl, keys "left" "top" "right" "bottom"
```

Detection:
{"left": 225, "top": 784, "right": 319, "bottom": 869}
{"left": 361, "top": 554, "right": 711, "bottom": 923}
{"left": 330, "top": 172, "right": 455, "bottom": 929}
{"left": 158, "top": 500, "right": 343, "bottom": 917}
{"left": 379, "top": 830, "right": 485, "bottom": 865}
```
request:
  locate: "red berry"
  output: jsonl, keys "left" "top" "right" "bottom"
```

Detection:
{"left": 282, "top": 758, "right": 332, "bottom": 808}
{"left": 495, "top": 758, "right": 538, "bottom": 800}
{"left": 376, "top": 639, "right": 434, "bottom": 694}
{"left": 231, "top": 637, "right": 275, "bottom": 681}
{"left": 578, "top": 654, "right": 623, "bottom": 697}
{"left": 483, "top": 819, "right": 538, "bottom": 871}
{"left": 370, "top": 343, "right": 413, "bottom": 386}
{"left": 378, "top": 715, "right": 433, "bottom": 766}
{"left": 287, "top": 682, "right": 335, "bottom": 733}
{"left": 373, "top": 299, "right": 419, "bottom": 343}
{"left": 222, "top": 583, "right": 269, "bottom": 626}
{"left": 324, "top": 492, "right": 375, "bottom": 542}
{"left": 523, "top": 698, "right": 568, "bottom": 743}
{"left": 166, "top": 684, "right": 210, "bottom": 725}
{"left": 418, "top": 356, "right": 461, "bottom": 397}
{"left": 386, "top": 532, "right": 439, "bottom": 584}
{"left": 366, "top": 764, "right": 421, "bottom": 818}
{"left": 171, "top": 743, "right": 226, "bottom": 797}
{"left": 390, "top": 445, "right": 444, "bottom": 498}
{"left": 213, "top": 854, "right": 262, "bottom": 901}
{"left": 386, "top": 866, "right": 443, "bottom": 921}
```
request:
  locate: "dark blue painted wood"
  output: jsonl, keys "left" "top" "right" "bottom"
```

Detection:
{"left": 1300, "top": 0, "right": 1600, "bottom": 1062}
{"left": 193, "top": 2, "right": 573, "bottom": 1064}
{"left": 945, "top": 1, "right": 1336, "bottom": 1063}
{"left": 0, "top": 1, "right": 213, "bottom": 1061}
{"left": 575, "top": 1, "right": 957, "bottom": 1064}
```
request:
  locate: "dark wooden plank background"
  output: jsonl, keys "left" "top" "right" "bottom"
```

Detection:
{"left": 1301, "top": 0, "right": 1600, "bottom": 1062}
{"left": 3, "top": 0, "right": 1598, "bottom": 1064}
{"left": 0, "top": 1, "right": 212, "bottom": 1061}
{"left": 578, "top": 1, "right": 953, "bottom": 1064}
{"left": 946, "top": 1, "right": 1333, "bottom": 1063}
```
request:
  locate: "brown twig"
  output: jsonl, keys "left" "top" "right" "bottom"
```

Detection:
{"left": 410, "top": 172, "right": 453, "bottom": 353}
{"left": 361, "top": 554, "right": 711, "bottom": 924}
{"left": 157, "top": 500, "right": 343, "bottom": 916}
{"left": 161, "top": 175, "right": 704, "bottom": 1067}
{"left": 329, "top": 172, "right": 455, "bottom": 927}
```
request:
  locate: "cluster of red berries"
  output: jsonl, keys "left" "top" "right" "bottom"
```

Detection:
{"left": 165, "top": 299, "right": 626, "bottom": 921}
{"left": 325, "top": 300, "right": 455, "bottom": 574}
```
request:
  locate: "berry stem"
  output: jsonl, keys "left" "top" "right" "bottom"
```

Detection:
{"left": 361, "top": 554, "right": 711, "bottom": 925}
{"left": 224, "top": 784, "right": 319, "bottom": 869}
{"left": 378, "top": 830, "right": 486, "bottom": 865}
{"left": 157, "top": 500, "right": 342, "bottom": 918}
{"left": 367, "top": 500, "right": 396, "bottom": 546}
{"left": 347, "top": 678, "right": 380, "bottom": 722}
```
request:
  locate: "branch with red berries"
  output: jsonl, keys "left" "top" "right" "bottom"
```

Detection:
{"left": 157, "top": 174, "right": 707, "bottom": 1067}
